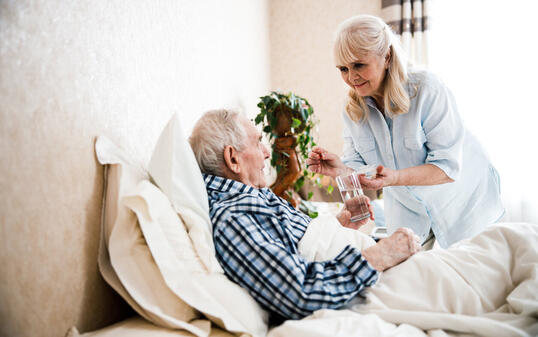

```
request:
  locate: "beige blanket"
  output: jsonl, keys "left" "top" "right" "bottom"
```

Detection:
{"left": 270, "top": 220, "right": 538, "bottom": 337}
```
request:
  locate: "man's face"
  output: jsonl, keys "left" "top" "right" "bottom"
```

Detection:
{"left": 236, "top": 117, "right": 270, "bottom": 188}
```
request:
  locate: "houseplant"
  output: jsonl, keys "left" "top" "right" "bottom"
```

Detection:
{"left": 255, "top": 91, "right": 333, "bottom": 214}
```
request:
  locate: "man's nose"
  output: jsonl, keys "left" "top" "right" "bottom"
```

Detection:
{"left": 263, "top": 146, "right": 270, "bottom": 159}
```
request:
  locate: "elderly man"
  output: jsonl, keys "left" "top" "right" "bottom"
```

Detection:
{"left": 189, "top": 109, "right": 421, "bottom": 320}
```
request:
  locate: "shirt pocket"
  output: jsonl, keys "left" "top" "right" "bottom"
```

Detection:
{"left": 404, "top": 129, "right": 427, "bottom": 150}
{"left": 353, "top": 136, "right": 377, "bottom": 164}
{"left": 403, "top": 129, "right": 428, "bottom": 164}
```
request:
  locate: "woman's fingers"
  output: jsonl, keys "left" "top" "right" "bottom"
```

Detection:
{"left": 308, "top": 164, "right": 320, "bottom": 173}
{"left": 358, "top": 174, "right": 383, "bottom": 190}
{"left": 306, "top": 158, "right": 318, "bottom": 166}
{"left": 311, "top": 146, "right": 326, "bottom": 154}
{"left": 376, "top": 165, "right": 384, "bottom": 176}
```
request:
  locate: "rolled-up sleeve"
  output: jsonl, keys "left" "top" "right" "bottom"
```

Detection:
{"left": 421, "top": 77, "right": 464, "bottom": 181}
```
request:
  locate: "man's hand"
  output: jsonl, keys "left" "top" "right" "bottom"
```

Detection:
{"left": 362, "top": 227, "right": 421, "bottom": 271}
{"left": 306, "top": 146, "right": 350, "bottom": 178}
{"left": 336, "top": 195, "right": 374, "bottom": 230}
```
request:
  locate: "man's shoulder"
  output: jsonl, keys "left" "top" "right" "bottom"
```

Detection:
{"left": 209, "top": 188, "right": 264, "bottom": 209}
{"left": 208, "top": 187, "right": 275, "bottom": 224}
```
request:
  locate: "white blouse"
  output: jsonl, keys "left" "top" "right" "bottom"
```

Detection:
{"left": 342, "top": 69, "right": 504, "bottom": 248}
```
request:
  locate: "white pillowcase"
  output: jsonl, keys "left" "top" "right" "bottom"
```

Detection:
{"left": 95, "top": 136, "right": 210, "bottom": 336}
{"left": 146, "top": 113, "right": 269, "bottom": 337}
{"left": 148, "top": 113, "right": 221, "bottom": 273}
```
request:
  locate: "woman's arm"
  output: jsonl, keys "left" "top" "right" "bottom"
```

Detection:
{"left": 395, "top": 164, "right": 454, "bottom": 186}
{"left": 359, "top": 164, "right": 454, "bottom": 190}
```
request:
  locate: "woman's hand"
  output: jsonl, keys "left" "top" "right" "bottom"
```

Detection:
{"left": 359, "top": 165, "right": 399, "bottom": 190}
{"left": 336, "top": 195, "right": 374, "bottom": 230}
{"left": 306, "top": 146, "right": 349, "bottom": 178}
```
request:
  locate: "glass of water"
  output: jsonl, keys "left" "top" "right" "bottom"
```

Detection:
{"left": 335, "top": 172, "right": 370, "bottom": 222}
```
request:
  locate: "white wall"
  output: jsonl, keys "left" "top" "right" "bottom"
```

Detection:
{"left": 269, "top": 0, "right": 381, "bottom": 155}
{"left": 0, "top": 1, "right": 269, "bottom": 336}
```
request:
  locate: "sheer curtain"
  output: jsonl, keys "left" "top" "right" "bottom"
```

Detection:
{"left": 382, "top": 0, "right": 431, "bottom": 66}
{"left": 428, "top": 0, "right": 538, "bottom": 224}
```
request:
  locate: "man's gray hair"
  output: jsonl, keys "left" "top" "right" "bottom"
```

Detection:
{"left": 189, "top": 109, "right": 247, "bottom": 176}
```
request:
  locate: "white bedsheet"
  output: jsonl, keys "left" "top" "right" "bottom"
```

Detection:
{"left": 270, "top": 221, "right": 538, "bottom": 337}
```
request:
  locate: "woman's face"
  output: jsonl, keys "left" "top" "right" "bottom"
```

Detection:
{"left": 337, "top": 51, "right": 389, "bottom": 99}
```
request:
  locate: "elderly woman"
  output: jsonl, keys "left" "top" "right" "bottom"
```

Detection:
{"left": 307, "top": 15, "right": 504, "bottom": 248}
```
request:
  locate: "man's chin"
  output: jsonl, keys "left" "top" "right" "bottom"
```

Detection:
{"left": 257, "top": 179, "right": 267, "bottom": 189}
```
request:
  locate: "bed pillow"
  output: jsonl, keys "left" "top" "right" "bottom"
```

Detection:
{"left": 95, "top": 136, "right": 210, "bottom": 337}
{"left": 148, "top": 113, "right": 221, "bottom": 273}
{"left": 146, "top": 113, "right": 269, "bottom": 337}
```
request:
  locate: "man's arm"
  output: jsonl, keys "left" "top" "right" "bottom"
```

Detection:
{"left": 362, "top": 228, "right": 422, "bottom": 271}
{"left": 213, "top": 213, "right": 378, "bottom": 320}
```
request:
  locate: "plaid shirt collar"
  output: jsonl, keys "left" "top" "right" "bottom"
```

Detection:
{"left": 203, "top": 173, "right": 258, "bottom": 195}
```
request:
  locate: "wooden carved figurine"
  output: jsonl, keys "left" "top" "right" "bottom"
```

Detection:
{"left": 270, "top": 106, "right": 303, "bottom": 207}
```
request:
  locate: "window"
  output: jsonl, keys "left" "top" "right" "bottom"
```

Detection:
{"left": 429, "top": 0, "right": 538, "bottom": 222}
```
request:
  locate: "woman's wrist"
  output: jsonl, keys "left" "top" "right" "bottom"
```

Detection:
{"left": 387, "top": 168, "right": 400, "bottom": 187}
{"left": 338, "top": 166, "right": 354, "bottom": 176}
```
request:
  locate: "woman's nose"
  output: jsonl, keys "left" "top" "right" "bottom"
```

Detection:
{"left": 348, "top": 69, "right": 360, "bottom": 83}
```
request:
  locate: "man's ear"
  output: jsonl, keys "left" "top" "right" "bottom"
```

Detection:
{"left": 223, "top": 145, "right": 241, "bottom": 174}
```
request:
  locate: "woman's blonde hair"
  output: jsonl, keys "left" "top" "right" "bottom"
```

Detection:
{"left": 334, "top": 15, "right": 409, "bottom": 121}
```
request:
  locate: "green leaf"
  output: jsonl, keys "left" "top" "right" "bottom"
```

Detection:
{"left": 269, "top": 114, "right": 277, "bottom": 129}
{"left": 291, "top": 118, "right": 302, "bottom": 128}
{"left": 327, "top": 185, "right": 334, "bottom": 194}
{"left": 308, "top": 211, "right": 318, "bottom": 219}
{"left": 270, "top": 99, "right": 280, "bottom": 110}
{"left": 294, "top": 176, "right": 305, "bottom": 191}
{"left": 300, "top": 107, "right": 307, "bottom": 122}
{"left": 307, "top": 191, "right": 313, "bottom": 200}
{"left": 290, "top": 93, "right": 297, "bottom": 109}
{"left": 255, "top": 114, "right": 264, "bottom": 124}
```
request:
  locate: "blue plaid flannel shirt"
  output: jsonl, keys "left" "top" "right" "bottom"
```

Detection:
{"left": 204, "top": 174, "right": 379, "bottom": 319}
